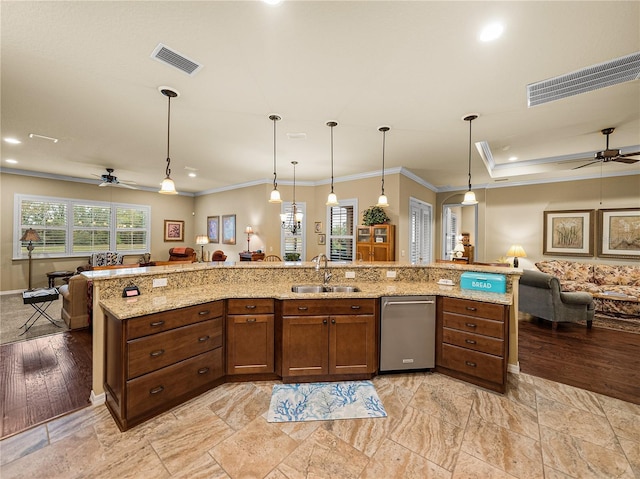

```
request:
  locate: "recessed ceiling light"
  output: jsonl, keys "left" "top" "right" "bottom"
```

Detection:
{"left": 479, "top": 22, "right": 504, "bottom": 42}
{"left": 188, "top": 172, "right": 196, "bottom": 178}
{"left": 263, "top": 0, "right": 283, "bottom": 5}
{"left": 4, "top": 137, "right": 21, "bottom": 144}
{"left": 29, "top": 133, "right": 59, "bottom": 143}
{"left": 6, "top": 159, "right": 18, "bottom": 164}
{"left": 508, "top": 156, "right": 518, "bottom": 162}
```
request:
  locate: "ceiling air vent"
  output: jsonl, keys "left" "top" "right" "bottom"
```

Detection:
{"left": 527, "top": 51, "right": 640, "bottom": 107}
{"left": 150, "top": 43, "right": 203, "bottom": 76}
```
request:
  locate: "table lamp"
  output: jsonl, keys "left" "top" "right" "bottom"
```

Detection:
{"left": 453, "top": 241, "right": 466, "bottom": 258}
{"left": 506, "top": 244, "right": 527, "bottom": 267}
{"left": 20, "top": 228, "right": 41, "bottom": 290}
{"left": 195, "top": 235, "right": 209, "bottom": 262}
{"left": 245, "top": 226, "right": 253, "bottom": 252}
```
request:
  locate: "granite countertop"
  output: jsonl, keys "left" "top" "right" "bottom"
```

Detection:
{"left": 100, "top": 280, "right": 513, "bottom": 320}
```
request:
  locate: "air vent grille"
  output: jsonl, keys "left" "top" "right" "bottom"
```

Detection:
{"left": 527, "top": 51, "right": 640, "bottom": 107}
{"left": 151, "top": 43, "right": 203, "bottom": 76}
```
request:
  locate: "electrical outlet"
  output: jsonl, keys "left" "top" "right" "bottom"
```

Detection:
{"left": 153, "top": 278, "right": 167, "bottom": 287}
{"left": 345, "top": 271, "right": 356, "bottom": 279}
{"left": 386, "top": 270, "right": 396, "bottom": 278}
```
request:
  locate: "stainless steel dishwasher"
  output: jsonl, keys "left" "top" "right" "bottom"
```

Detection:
{"left": 380, "top": 296, "right": 436, "bottom": 372}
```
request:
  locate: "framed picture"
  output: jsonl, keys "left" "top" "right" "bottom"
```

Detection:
{"left": 222, "top": 214, "right": 236, "bottom": 245}
{"left": 207, "top": 216, "right": 219, "bottom": 243}
{"left": 598, "top": 208, "right": 640, "bottom": 259}
{"left": 318, "top": 234, "right": 326, "bottom": 245}
{"left": 314, "top": 221, "right": 323, "bottom": 234}
{"left": 164, "top": 219, "right": 184, "bottom": 242}
{"left": 543, "top": 209, "right": 594, "bottom": 256}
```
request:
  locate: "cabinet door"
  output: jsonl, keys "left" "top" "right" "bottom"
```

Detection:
{"left": 356, "top": 226, "right": 372, "bottom": 243}
{"left": 371, "top": 244, "right": 390, "bottom": 261}
{"left": 226, "top": 314, "right": 274, "bottom": 375}
{"left": 329, "top": 314, "right": 376, "bottom": 375}
{"left": 282, "top": 316, "right": 329, "bottom": 377}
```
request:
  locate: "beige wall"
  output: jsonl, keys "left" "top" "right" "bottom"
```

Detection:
{"left": 1, "top": 173, "right": 195, "bottom": 291}
{"left": 437, "top": 175, "right": 640, "bottom": 267}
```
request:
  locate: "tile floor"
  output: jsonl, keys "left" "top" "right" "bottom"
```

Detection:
{"left": 1, "top": 372, "right": 638, "bottom": 478}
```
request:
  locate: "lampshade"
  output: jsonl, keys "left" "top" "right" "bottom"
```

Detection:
{"left": 158, "top": 88, "right": 179, "bottom": 195}
{"left": 159, "top": 177, "right": 177, "bottom": 195}
{"left": 269, "top": 188, "right": 282, "bottom": 203}
{"left": 196, "top": 235, "right": 209, "bottom": 245}
{"left": 376, "top": 126, "right": 390, "bottom": 208}
{"left": 462, "top": 190, "right": 477, "bottom": 205}
{"left": 377, "top": 194, "right": 389, "bottom": 208}
{"left": 506, "top": 245, "right": 527, "bottom": 258}
{"left": 20, "top": 228, "right": 41, "bottom": 243}
{"left": 453, "top": 242, "right": 466, "bottom": 253}
{"left": 245, "top": 226, "right": 253, "bottom": 235}
{"left": 461, "top": 114, "right": 478, "bottom": 205}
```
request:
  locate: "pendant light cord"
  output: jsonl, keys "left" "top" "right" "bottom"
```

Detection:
{"left": 330, "top": 124, "right": 335, "bottom": 193}
{"left": 273, "top": 117, "right": 278, "bottom": 189}
{"left": 165, "top": 94, "right": 172, "bottom": 177}
{"left": 467, "top": 118, "right": 472, "bottom": 191}
{"left": 380, "top": 127, "right": 388, "bottom": 195}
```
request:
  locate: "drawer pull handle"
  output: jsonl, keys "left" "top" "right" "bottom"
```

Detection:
{"left": 149, "top": 386, "right": 164, "bottom": 395}
{"left": 351, "top": 305, "right": 361, "bottom": 310}
{"left": 150, "top": 349, "right": 165, "bottom": 357}
{"left": 465, "top": 361, "right": 477, "bottom": 368}
{"left": 150, "top": 320, "right": 164, "bottom": 327}
{"left": 466, "top": 307, "right": 477, "bottom": 311}
{"left": 465, "top": 323, "right": 477, "bottom": 328}
{"left": 465, "top": 339, "right": 477, "bottom": 344}
{"left": 331, "top": 319, "right": 336, "bottom": 324}
{"left": 245, "top": 305, "right": 257, "bottom": 309}
{"left": 298, "top": 306, "right": 308, "bottom": 311}
{"left": 198, "top": 310, "right": 210, "bottom": 316}
{"left": 246, "top": 318, "right": 256, "bottom": 323}
{"left": 197, "top": 367, "right": 210, "bottom": 375}
{"left": 323, "top": 319, "right": 328, "bottom": 324}
{"left": 198, "top": 335, "right": 210, "bottom": 342}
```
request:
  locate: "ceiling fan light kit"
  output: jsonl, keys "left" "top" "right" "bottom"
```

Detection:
{"left": 461, "top": 114, "right": 479, "bottom": 205}
{"left": 158, "top": 88, "right": 179, "bottom": 195}
{"left": 572, "top": 127, "right": 640, "bottom": 170}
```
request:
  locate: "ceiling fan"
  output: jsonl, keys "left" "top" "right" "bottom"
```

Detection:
{"left": 572, "top": 127, "right": 640, "bottom": 170}
{"left": 94, "top": 168, "right": 138, "bottom": 189}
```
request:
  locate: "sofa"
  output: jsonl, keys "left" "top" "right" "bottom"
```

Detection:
{"left": 519, "top": 269, "right": 594, "bottom": 329}
{"left": 59, "top": 274, "right": 90, "bottom": 329}
{"left": 535, "top": 260, "right": 640, "bottom": 317}
{"left": 168, "top": 247, "right": 196, "bottom": 262}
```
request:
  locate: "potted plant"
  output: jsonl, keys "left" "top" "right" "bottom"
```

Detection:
{"left": 284, "top": 252, "right": 301, "bottom": 261}
{"left": 362, "top": 206, "right": 390, "bottom": 226}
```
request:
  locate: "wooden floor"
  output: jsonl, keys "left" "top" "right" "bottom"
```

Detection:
{"left": 0, "top": 329, "right": 92, "bottom": 439}
{"left": 518, "top": 315, "right": 640, "bottom": 405}
{"left": 0, "top": 318, "right": 638, "bottom": 440}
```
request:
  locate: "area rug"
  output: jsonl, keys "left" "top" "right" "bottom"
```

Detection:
{"left": 267, "top": 380, "right": 387, "bottom": 423}
{"left": 577, "top": 314, "right": 640, "bottom": 334}
{"left": 0, "top": 292, "right": 69, "bottom": 345}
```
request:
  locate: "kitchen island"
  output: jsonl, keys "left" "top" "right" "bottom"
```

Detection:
{"left": 87, "top": 261, "right": 521, "bottom": 427}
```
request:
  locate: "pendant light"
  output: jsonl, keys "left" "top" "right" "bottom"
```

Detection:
{"left": 326, "top": 121, "right": 338, "bottom": 206}
{"left": 280, "top": 161, "right": 303, "bottom": 234}
{"left": 158, "top": 88, "right": 178, "bottom": 195}
{"left": 268, "top": 114, "right": 282, "bottom": 203}
{"left": 376, "top": 126, "right": 390, "bottom": 207}
{"left": 461, "top": 114, "right": 478, "bottom": 205}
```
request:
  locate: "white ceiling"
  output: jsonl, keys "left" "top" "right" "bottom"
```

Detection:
{"left": 2, "top": 1, "right": 639, "bottom": 195}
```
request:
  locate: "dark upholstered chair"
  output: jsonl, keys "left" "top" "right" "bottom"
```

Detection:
{"left": 168, "top": 247, "right": 196, "bottom": 262}
{"left": 211, "top": 250, "right": 227, "bottom": 261}
{"left": 519, "top": 269, "right": 594, "bottom": 329}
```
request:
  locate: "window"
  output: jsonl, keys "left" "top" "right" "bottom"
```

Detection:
{"left": 15, "top": 194, "right": 150, "bottom": 259}
{"left": 409, "top": 197, "right": 433, "bottom": 264}
{"left": 327, "top": 200, "right": 356, "bottom": 261}
{"left": 281, "top": 201, "right": 305, "bottom": 260}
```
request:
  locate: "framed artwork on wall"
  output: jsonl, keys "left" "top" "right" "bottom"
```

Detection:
{"left": 314, "top": 221, "right": 323, "bottom": 234}
{"left": 597, "top": 208, "right": 640, "bottom": 259}
{"left": 207, "top": 216, "right": 219, "bottom": 243}
{"left": 318, "top": 234, "right": 326, "bottom": 245}
{"left": 164, "top": 219, "right": 184, "bottom": 242}
{"left": 543, "top": 209, "right": 594, "bottom": 256}
{"left": 222, "top": 214, "right": 236, "bottom": 245}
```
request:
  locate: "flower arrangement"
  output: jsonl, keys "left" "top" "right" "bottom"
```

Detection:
{"left": 362, "top": 206, "right": 390, "bottom": 226}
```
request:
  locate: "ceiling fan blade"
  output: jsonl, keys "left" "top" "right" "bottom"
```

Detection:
{"left": 612, "top": 157, "right": 640, "bottom": 164}
{"left": 115, "top": 182, "right": 138, "bottom": 189}
{"left": 618, "top": 151, "right": 640, "bottom": 159}
{"left": 572, "top": 160, "right": 600, "bottom": 170}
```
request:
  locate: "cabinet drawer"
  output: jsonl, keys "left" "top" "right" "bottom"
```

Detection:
{"left": 442, "top": 312, "right": 504, "bottom": 339}
{"left": 440, "top": 343, "right": 504, "bottom": 384}
{"left": 126, "top": 348, "right": 223, "bottom": 420}
{"left": 126, "top": 301, "right": 223, "bottom": 339}
{"left": 282, "top": 299, "right": 375, "bottom": 316}
{"left": 442, "top": 327, "right": 504, "bottom": 357}
{"left": 227, "top": 298, "right": 274, "bottom": 315}
{"left": 127, "top": 318, "right": 223, "bottom": 379}
{"left": 440, "top": 297, "right": 505, "bottom": 321}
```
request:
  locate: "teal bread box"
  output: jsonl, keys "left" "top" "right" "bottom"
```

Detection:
{"left": 460, "top": 272, "right": 507, "bottom": 293}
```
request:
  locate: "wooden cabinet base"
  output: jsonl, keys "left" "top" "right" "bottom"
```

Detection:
{"left": 281, "top": 372, "right": 375, "bottom": 384}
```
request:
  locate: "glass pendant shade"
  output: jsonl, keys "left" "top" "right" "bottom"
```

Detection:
{"left": 269, "top": 188, "right": 282, "bottom": 203}
{"left": 326, "top": 192, "right": 338, "bottom": 206}
{"left": 268, "top": 114, "right": 283, "bottom": 203}
{"left": 462, "top": 190, "right": 477, "bottom": 205}
{"left": 326, "top": 121, "right": 339, "bottom": 206}
{"left": 376, "top": 194, "right": 389, "bottom": 207}
{"left": 158, "top": 88, "right": 179, "bottom": 195}
{"left": 377, "top": 126, "right": 390, "bottom": 208}
{"left": 159, "top": 176, "right": 178, "bottom": 195}
{"left": 280, "top": 212, "right": 287, "bottom": 222}
{"left": 295, "top": 210, "right": 304, "bottom": 222}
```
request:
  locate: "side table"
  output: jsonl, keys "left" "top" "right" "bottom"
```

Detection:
{"left": 46, "top": 270, "right": 75, "bottom": 288}
{"left": 21, "top": 288, "right": 62, "bottom": 335}
{"left": 239, "top": 252, "right": 265, "bottom": 261}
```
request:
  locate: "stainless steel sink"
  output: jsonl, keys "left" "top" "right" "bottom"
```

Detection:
{"left": 291, "top": 285, "right": 360, "bottom": 293}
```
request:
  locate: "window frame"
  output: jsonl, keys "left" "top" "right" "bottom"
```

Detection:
{"left": 326, "top": 198, "right": 357, "bottom": 262}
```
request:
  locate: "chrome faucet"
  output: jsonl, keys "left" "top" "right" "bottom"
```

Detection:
{"left": 316, "top": 253, "right": 332, "bottom": 285}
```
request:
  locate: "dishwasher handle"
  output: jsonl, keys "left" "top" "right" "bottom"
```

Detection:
{"left": 384, "top": 300, "right": 435, "bottom": 306}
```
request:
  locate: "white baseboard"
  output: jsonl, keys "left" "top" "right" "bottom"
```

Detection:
{"left": 508, "top": 362, "right": 521, "bottom": 374}
{"left": 1, "top": 289, "right": 28, "bottom": 296}
{"left": 90, "top": 390, "right": 106, "bottom": 405}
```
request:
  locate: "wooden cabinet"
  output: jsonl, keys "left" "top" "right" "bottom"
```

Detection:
{"left": 226, "top": 298, "right": 274, "bottom": 376}
{"left": 281, "top": 299, "right": 377, "bottom": 381}
{"left": 104, "top": 301, "right": 225, "bottom": 431}
{"left": 436, "top": 297, "right": 509, "bottom": 393}
{"left": 356, "top": 224, "right": 395, "bottom": 261}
